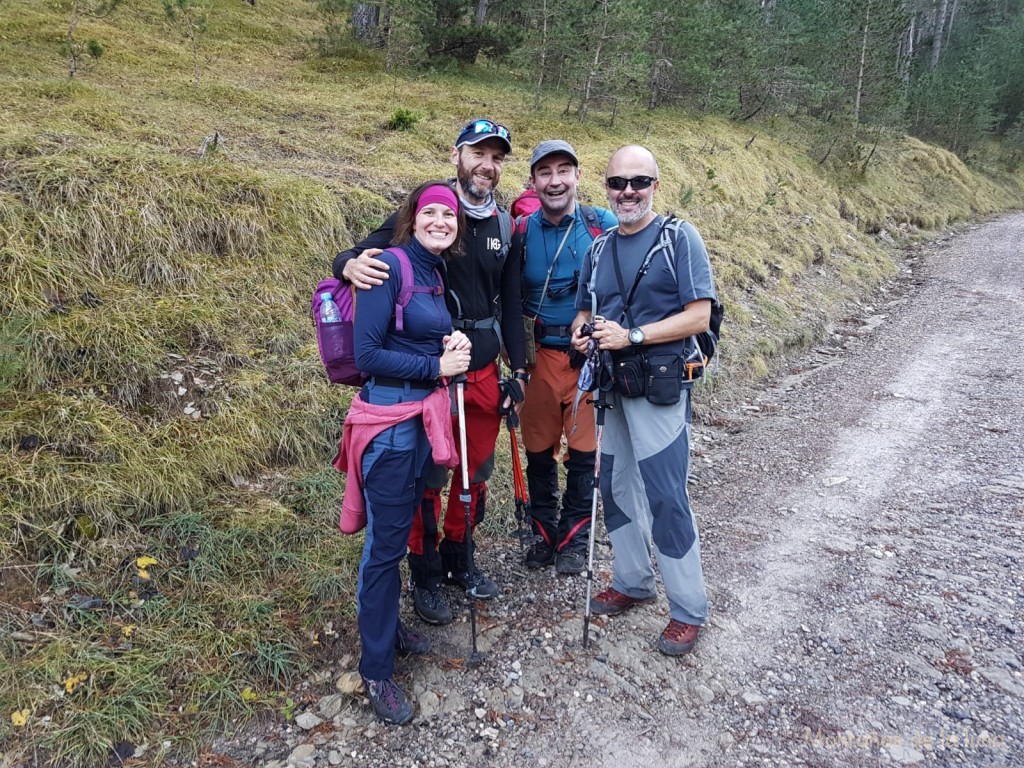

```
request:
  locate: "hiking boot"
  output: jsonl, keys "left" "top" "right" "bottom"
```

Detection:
{"left": 394, "top": 621, "right": 431, "bottom": 656}
{"left": 444, "top": 566, "right": 499, "bottom": 599}
{"left": 363, "top": 677, "right": 414, "bottom": 725}
{"left": 589, "top": 587, "right": 655, "bottom": 616}
{"left": 523, "top": 541, "right": 556, "bottom": 569}
{"left": 555, "top": 549, "right": 586, "bottom": 575}
{"left": 657, "top": 619, "right": 700, "bottom": 656}
{"left": 412, "top": 586, "right": 453, "bottom": 625}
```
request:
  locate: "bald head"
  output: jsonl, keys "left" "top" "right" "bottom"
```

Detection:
{"left": 605, "top": 145, "right": 660, "bottom": 234}
{"left": 606, "top": 145, "right": 659, "bottom": 178}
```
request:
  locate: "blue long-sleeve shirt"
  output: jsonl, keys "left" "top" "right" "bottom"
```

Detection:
{"left": 522, "top": 204, "right": 617, "bottom": 346}
{"left": 353, "top": 238, "right": 451, "bottom": 382}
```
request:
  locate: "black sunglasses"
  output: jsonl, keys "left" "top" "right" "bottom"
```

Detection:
{"left": 606, "top": 175, "right": 657, "bottom": 191}
{"left": 547, "top": 271, "right": 580, "bottom": 299}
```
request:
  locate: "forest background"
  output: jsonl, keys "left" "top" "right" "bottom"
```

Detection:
{"left": 1, "top": 0, "right": 1022, "bottom": 765}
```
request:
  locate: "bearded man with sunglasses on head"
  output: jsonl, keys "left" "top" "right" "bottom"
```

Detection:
{"left": 333, "top": 119, "right": 527, "bottom": 627}
{"left": 570, "top": 145, "right": 717, "bottom": 656}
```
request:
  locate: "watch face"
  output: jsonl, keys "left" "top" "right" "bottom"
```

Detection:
{"left": 629, "top": 328, "right": 644, "bottom": 344}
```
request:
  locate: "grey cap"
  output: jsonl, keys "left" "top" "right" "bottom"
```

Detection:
{"left": 530, "top": 140, "right": 579, "bottom": 171}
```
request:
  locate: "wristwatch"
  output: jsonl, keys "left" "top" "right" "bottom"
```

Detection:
{"left": 628, "top": 327, "right": 645, "bottom": 346}
{"left": 513, "top": 371, "right": 531, "bottom": 384}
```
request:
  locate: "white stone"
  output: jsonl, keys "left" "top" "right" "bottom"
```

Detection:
{"left": 887, "top": 744, "right": 925, "bottom": 764}
{"left": 317, "top": 694, "right": 345, "bottom": 719}
{"left": 742, "top": 692, "right": 767, "bottom": 706}
{"left": 294, "top": 712, "right": 322, "bottom": 730}
{"left": 419, "top": 690, "right": 441, "bottom": 718}
{"left": 287, "top": 743, "right": 316, "bottom": 767}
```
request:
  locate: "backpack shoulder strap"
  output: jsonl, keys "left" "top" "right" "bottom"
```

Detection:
{"left": 585, "top": 228, "right": 615, "bottom": 318}
{"left": 388, "top": 246, "right": 444, "bottom": 333}
{"left": 512, "top": 214, "right": 528, "bottom": 255}
{"left": 578, "top": 204, "right": 604, "bottom": 238}
{"left": 496, "top": 207, "right": 513, "bottom": 260}
{"left": 653, "top": 215, "right": 683, "bottom": 283}
{"left": 512, "top": 214, "right": 528, "bottom": 295}
{"left": 388, "top": 247, "right": 413, "bottom": 333}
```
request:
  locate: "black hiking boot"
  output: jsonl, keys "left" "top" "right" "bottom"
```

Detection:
{"left": 444, "top": 566, "right": 499, "bottom": 599}
{"left": 555, "top": 549, "right": 586, "bottom": 575}
{"left": 394, "top": 621, "right": 431, "bottom": 655}
{"left": 524, "top": 540, "right": 556, "bottom": 569}
{"left": 363, "top": 677, "right": 414, "bottom": 725}
{"left": 412, "top": 586, "right": 453, "bottom": 625}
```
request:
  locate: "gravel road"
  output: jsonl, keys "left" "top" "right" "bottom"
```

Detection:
{"left": 232, "top": 213, "right": 1024, "bottom": 768}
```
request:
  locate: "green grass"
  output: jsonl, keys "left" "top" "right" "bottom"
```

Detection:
{"left": 1, "top": 0, "right": 1022, "bottom": 764}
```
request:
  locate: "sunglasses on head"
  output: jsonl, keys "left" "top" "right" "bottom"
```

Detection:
{"left": 606, "top": 175, "right": 656, "bottom": 191}
{"left": 466, "top": 119, "right": 511, "bottom": 141}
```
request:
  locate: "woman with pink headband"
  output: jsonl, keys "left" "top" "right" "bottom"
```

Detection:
{"left": 345, "top": 180, "right": 471, "bottom": 723}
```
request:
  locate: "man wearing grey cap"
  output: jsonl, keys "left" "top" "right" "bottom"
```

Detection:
{"left": 514, "top": 140, "right": 617, "bottom": 574}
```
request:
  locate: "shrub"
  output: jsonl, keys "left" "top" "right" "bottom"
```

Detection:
{"left": 385, "top": 108, "right": 419, "bottom": 131}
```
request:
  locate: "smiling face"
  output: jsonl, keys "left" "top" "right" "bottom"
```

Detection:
{"left": 413, "top": 202, "right": 458, "bottom": 255}
{"left": 451, "top": 138, "right": 506, "bottom": 204}
{"left": 605, "top": 146, "right": 660, "bottom": 234}
{"left": 531, "top": 153, "right": 580, "bottom": 223}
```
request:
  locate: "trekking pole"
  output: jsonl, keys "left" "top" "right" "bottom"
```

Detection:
{"left": 507, "top": 415, "right": 531, "bottom": 555}
{"left": 455, "top": 374, "right": 484, "bottom": 667}
{"left": 582, "top": 386, "right": 608, "bottom": 649}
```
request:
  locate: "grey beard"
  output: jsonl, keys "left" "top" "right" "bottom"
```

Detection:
{"left": 613, "top": 196, "right": 652, "bottom": 226}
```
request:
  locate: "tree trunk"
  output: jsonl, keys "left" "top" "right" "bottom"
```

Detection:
{"left": 899, "top": 13, "right": 915, "bottom": 85}
{"left": 947, "top": 0, "right": 960, "bottom": 42}
{"left": 577, "top": 0, "right": 610, "bottom": 123}
{"left": 190, "top": 24, "right": 201, "bottom": 86}
{"left": 475, "top": 0, "right": 489, "bottom": 26}
{"left": 648, "top": 59, "right": 661, "bottom": 110}
{"left": 931, "top": 0, "right": 949, "bottom": 69}
{"left": 67, "top": 0, "right": 81, "bottom": 80}
{"left": 351, "top": 3, "right": 381, "bottom": 46}
{"left": 578, "top": 40, "right": 603, "bottom": 123}
{"left": 854, "top": 0, "right": 872, "bottom": 122}
{"left": 533, "top": 0, "right": 548, "bottom": 111}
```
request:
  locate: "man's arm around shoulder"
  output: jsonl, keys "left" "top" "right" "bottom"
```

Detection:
{"left": 332, "top": 210, "right": 400, "bottom": 289}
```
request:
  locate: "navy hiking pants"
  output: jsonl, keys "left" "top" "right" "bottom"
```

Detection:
{"left": 356, "top": 381, "right": 433, "bottom": 681}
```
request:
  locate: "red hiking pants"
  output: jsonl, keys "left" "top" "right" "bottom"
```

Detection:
{"left": 408, "top": 362, "right": 501, "bottom": 556}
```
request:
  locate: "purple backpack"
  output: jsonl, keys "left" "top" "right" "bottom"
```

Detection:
{"left": 312, "top": 247, "right": 444, "bottom": 385}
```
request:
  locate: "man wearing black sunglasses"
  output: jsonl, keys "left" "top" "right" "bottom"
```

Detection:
{"left": 570, "top": 145, "right": 717, "bottom": 657}
{"left": 332, "top": 119, "right": 528, "bottom": 627}
{"left": 513, "top": 140, "right": 617, "bottom": 576}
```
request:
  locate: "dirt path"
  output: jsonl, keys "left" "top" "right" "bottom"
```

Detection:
{"left": 241, "top": 214, "right": 1024, "bottom": 768}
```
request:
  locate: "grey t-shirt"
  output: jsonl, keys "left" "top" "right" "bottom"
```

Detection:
{"left": 575, "top": 215, "right": 716, "bottom": 337}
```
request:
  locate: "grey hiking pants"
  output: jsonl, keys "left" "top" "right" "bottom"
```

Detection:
{"left": 599, "top": 390, "right": 709, "bottom": 626}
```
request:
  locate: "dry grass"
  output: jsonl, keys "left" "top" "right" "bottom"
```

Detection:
{"left": 1, "top": 0, "right": 1022, "bottom": 764}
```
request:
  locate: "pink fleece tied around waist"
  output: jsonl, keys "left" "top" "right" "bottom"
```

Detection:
{"left": 333, "top": 386, "right": 458, "bottom": 534}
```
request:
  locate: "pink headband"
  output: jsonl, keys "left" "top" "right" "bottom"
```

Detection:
{"left": 415, "top": 185, "right": 459, "bottom": 216}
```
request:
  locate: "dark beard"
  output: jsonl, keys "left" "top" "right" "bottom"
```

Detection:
{"left": 456, "top": 165, "right": 492, "bottom": 205}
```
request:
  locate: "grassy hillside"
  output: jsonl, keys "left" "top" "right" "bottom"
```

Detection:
{"left": 1, "top": 1, "right": 1022, "bottom": 764}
